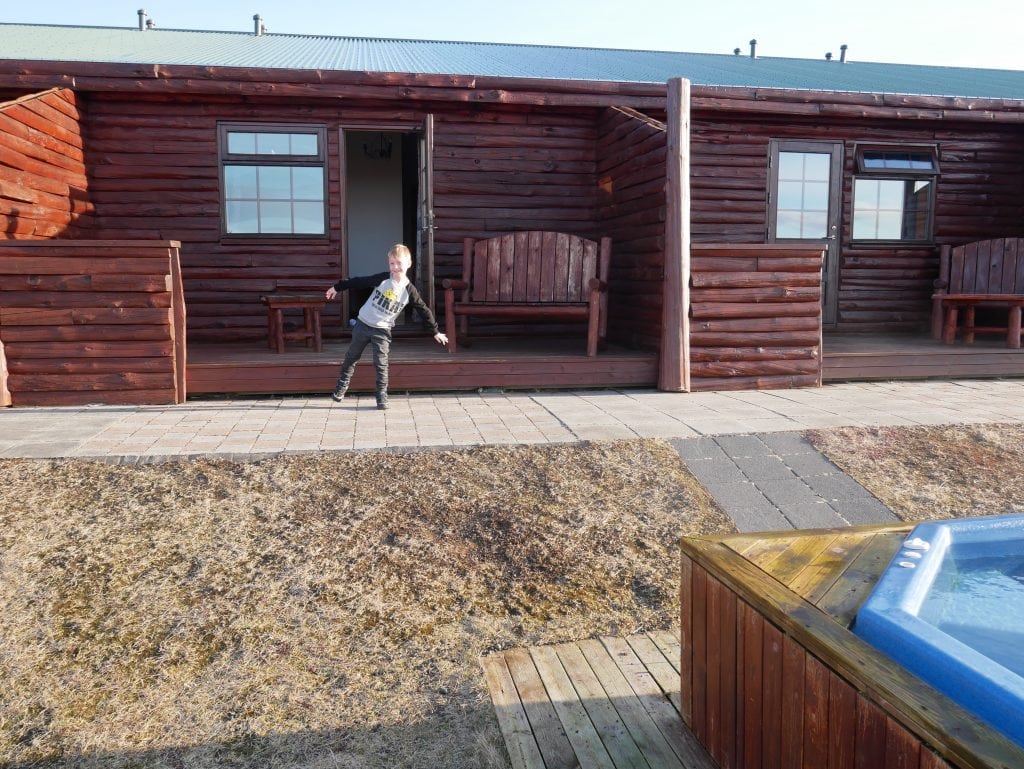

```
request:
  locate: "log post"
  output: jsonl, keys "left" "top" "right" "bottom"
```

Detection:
{"left": 0, "top": 337, "right": 11, "bottom": 407}
{"left": 660, "top": 77, "right": 691, "bottom": 391}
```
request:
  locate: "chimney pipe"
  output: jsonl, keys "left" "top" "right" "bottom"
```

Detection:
{"left": 840, "top": 44, "right": 848, "bottom": 63}
{"left": 137, "top": 9, "right": 146, "bottom": 31}
{"left": 254, "top": 14, "right": 264, "bottom": 36}
{"left": 749, "top": 39, "right": 757, "bottom": 59}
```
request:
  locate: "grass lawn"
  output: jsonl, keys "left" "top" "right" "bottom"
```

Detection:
{"left": 0, "top": 439, "right": 730, "bottom": 768}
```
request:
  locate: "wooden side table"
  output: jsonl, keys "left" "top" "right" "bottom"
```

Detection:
{"left": 261, "top": 293, "right": 326, "bottom": 353}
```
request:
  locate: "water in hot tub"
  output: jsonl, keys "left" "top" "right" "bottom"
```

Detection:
{"left": 918, "top": 541, "right": 1024, "bottom": 678}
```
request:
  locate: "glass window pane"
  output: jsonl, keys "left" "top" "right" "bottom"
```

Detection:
{"left": 292, "top": 167, "right": 324, "bottom": 200}
{"left": 877, "top": 181, "right": 905, "bottom": 209}
{"left": 801, "top": 212, "right": 827, "bottom": 238}
{"left": 224, "top": 165, "right": 258, "bottom": 199}
{"left": 777, "top": 181, "right": 804, "bottom": 210}
{"left": 776, "top": 211, "right": 803, "bottom": 239}
{"left": 853, "top": 210, "right": 877, "bottom": 239}
{"left": 777, "top": 152, "right": 804, "bottom": 180}
{"left": 802, "top": 153, "right": 831, "bottom": 182}
{"left": 258, "top": 166, "right": 292, "bottom": 199}
{"left": 260, "top": 201, "right": 292, "bottom": 233}
{"left": 255, "top": 133, "right": 290, "bottom": 155}
{"left": 877, "top": 211, "right": 902, "bottom": 239}
{"left": 225, "top": 201, "right": 258, "bottom": 233}
{"left": 227, "top": 132, "right": 256, "bottom": 154}
{"left": 855, "top": 178, "right": 879, "bottom": 207}
{"left": 293, "top": 202, "right": 325, "bottom": 234}
{"left": 802, "top": 181, "right": 829, "bottom": 211}
{"left": 290, "top": 133, "right": 319, "bottom": 155}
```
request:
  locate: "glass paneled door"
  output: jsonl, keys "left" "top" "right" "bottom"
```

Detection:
{"left": 768, "top": 140, "right": 843, "bottom": 324}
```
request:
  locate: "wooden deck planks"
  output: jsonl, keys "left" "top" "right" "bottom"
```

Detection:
{"left": 482, "top": 632, "right": 716, "bottom": 769}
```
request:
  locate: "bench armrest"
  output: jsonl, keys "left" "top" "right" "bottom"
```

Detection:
{"left": 933, "top": 278, "right": 948, "bottom": 292}
{"left": 588, "top": 277, "right": 608, "bottom": 292}
{"left": 442, "top": 278, "right": 469, "bottom": 290}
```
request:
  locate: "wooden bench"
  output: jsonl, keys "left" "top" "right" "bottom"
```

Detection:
{"left": 931, "top": 238, "right": 1024, "bottom": 348}
{"left": 442, "top": 231, "right": 611, "bottom": 356}
{"left": 261, "top": 293, "right": 325, "bottom": 353}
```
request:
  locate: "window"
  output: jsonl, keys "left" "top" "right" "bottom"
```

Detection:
{"left": 852, "top": 145, "right": 939, "bottom": 242}
{"left": 218, "top": 124, "right": 327, "bottom": 236}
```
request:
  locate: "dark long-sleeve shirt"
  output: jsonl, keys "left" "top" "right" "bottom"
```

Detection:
{"left": 332, "top": 272, "right": 440, "bottom": 335}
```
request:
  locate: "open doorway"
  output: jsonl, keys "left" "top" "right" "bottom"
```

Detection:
{"left": 342, "top": 128, "right": 429, "bottom": 330}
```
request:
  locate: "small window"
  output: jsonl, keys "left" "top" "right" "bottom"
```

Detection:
{"left": 852, "top": 145, "right": 939, "bottom": 243}
{"left": 218, "top": 124, "right": 327, "bottom": 237}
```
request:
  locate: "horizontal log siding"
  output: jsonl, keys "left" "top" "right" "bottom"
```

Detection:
{"left": 82, "top": 94, "right": 601, "bottom": 342}
{"left": 0, "top": 88, "right": 93, "bottom": 239}
{"left": 0, "top": 240, "right": 185, "bottom": 405}
{"left": 432, "top": 108, "right": 600, "bottom": 343}
{"left": 690, "top": 243, "right": 823, "bottom": 391}
{"left": 689, "top": 114, "right": 1024, "bottom": 331}
{"left": 596, "top": 107, "right": 667, "bottom": 350}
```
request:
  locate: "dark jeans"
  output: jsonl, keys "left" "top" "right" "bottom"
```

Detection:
{"left": 334, "top": 319, "right": 391, "bottom": 395}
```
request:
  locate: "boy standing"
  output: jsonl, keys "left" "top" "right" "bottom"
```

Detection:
{"left": 325, "top": 244, "right": 447, "bottom": 409}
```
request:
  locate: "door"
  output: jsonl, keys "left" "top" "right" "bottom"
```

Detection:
{"left": 768, "top": 140, "right": 843, "bottom": 325}
{"left": 339, "top": 120, "right": 435, "bottom": 326}
{"left": 417, "top": 114, "right": 435, "bottom": 310}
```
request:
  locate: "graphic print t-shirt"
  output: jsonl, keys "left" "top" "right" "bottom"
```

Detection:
{"left": 357, "top": 278, "right": 410, "bottom": 329}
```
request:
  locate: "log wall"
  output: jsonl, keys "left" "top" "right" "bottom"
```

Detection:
{"left": 690, "top": 114, "right": 1024, "bottom": 331}
{"left": 82, "top": 94, "right": 603, "bottom": 342}
{"left": 0, "top": 87, "right": 93, "bottom": 239}
{"left": 690, "top": 243, "right": 824, "bottom": 391}
{"left": 0, "top": 240, "right": 186, "bottom": 405}
{"left": 596, "top": 107, "right": 668, "bottom": 350}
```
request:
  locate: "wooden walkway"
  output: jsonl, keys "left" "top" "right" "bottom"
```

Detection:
{"left": 481, "top": 631, "right": 716, "bottom": 769}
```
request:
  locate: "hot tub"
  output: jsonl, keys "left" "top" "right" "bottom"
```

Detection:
{"left": 854, "top": 513, "right": 1024, "bottom": 748}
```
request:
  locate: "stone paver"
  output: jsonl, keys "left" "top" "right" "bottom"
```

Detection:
{"left": 4, "top": 379, "right": 1022, "bottom": 533}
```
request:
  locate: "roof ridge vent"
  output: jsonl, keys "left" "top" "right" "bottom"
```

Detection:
{"left": 137, "top": 8, "right": 146, "bottom": 31}
{"left": 749, "top": 39, "right": 757, "bottom": 59}
{"left": 840, "top": 43, "right": 848, "bottom": 63}
{"left": 254, "top": 14, "right": 267, "bottom": 36}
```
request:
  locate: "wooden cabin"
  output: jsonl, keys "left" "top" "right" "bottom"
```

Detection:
{"left": 2, "top": 22, "right": 1024, "bottom": 405}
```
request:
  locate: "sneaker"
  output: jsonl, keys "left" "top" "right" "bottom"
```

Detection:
{"left": 376, "top": 396, "right": 388, "bottom": 410}
{"left": 331, "top": 386, "right": 347, "bottom": 402}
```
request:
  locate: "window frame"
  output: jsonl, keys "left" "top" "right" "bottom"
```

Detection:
{"left": 217, "top": 122, "right": 329, "bottom": 240}
{"left": 850, "top": 143, "right": 940, "bottom": 245}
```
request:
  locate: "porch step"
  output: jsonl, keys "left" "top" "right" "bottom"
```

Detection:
{"left": 481, "top": 630, "right": 715, "bottom": 769}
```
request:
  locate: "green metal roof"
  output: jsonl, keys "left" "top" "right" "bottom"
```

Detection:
{"left": 3, "top": 23, "right": 1024, "bottom": 100}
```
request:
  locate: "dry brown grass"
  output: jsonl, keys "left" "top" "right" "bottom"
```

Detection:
{"left": 807, "top": 423, "right": 1024, "bottom": 521}
{"left": 0, "top": 439, "right": 730, "bottom": 768}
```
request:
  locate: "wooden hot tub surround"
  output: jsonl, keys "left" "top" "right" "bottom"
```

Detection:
{"left": 679, "top": 524, "right": 1024, "bottom": 769}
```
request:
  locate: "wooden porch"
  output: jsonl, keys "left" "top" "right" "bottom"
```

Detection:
{"left": 186, "top": 337, "right": 659, "bottom": 396}
{"left": 481, "top": 630, "right": 716, "bottom": 769}
{"left": 823, "top": 332, "right": 1024, "bottom": 381}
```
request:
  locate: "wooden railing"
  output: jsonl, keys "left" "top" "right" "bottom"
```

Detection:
{"left": 0, "top": 239, "right": 186, "bottom": 406}
{"left": 690, "top": 243, "right": 825, "bottom": 391}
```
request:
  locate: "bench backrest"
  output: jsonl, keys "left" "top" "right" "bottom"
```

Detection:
{"left": 462, "top": 231, "right": 610, "bottom": 304}
{"left": 944, "top": 238, "right": 1024, "bottom": 295}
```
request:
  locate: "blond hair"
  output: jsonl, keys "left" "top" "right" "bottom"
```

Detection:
{"left": 387, "top": 243, "right": 413, "bottom": 266}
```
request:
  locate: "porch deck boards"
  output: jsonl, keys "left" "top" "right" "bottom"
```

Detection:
{"left": 481, "top": 630, "right": 716, "bottom": 769}
{"left": 186, "top": 337, "right": 658, "bottom": 396}
{"left": 823, "top": 332, "right": 1024, "bottom": 381}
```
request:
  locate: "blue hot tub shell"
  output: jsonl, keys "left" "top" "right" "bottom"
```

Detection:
{"left": 854, "top": 513, "right": 1024, "bottom": 749}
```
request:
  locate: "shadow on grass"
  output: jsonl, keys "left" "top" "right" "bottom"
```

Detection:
{"left": 5, "top": 705, "right": 510, "bottom": 769}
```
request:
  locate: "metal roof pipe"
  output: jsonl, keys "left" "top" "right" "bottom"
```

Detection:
{"left": 840, "top": 44, "right": 848, "bottom": 63}
{"left": 254, "top": 14, "right": 264, "bottom": 36}
{"left": 749, "top": 39, "right": 757, "bottom": 59}
{"left": 137, "top": 9, "right": 146, "bottom": 31}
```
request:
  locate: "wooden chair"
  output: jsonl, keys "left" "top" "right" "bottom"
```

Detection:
{"left": 442, "top": 232, "right": 611, "bottom": 356}
{"left": 931, "top": 238, "right": 1024, "bottom": 348}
